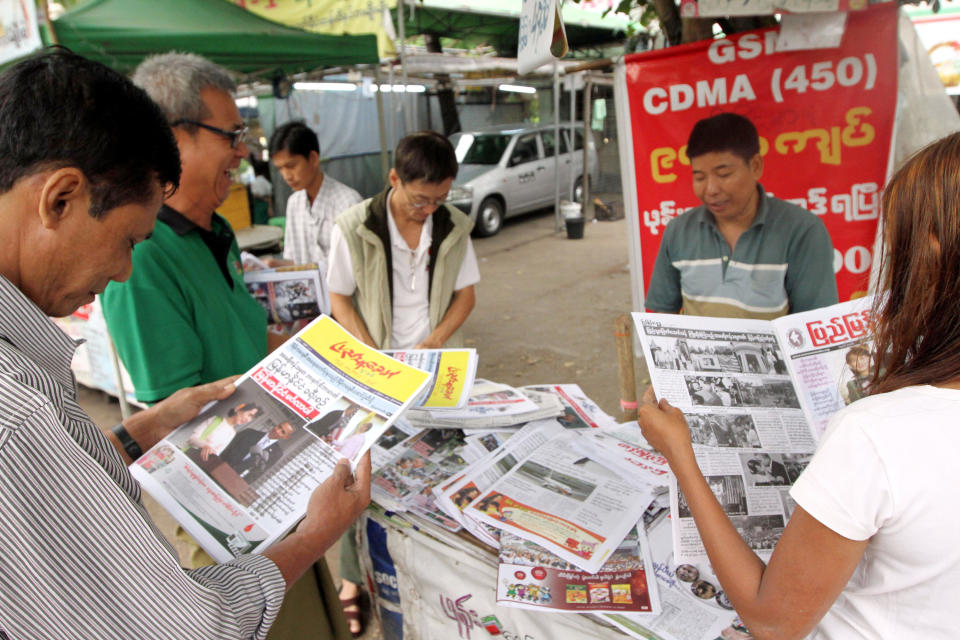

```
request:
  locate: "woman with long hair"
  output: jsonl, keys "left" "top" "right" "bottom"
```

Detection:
{"left": 638, "top": 131, "right": 960, "bottom": 639}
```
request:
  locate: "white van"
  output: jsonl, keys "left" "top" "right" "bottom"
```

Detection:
{"left": 446, "top": 123, "right": 598, "bottom": 237}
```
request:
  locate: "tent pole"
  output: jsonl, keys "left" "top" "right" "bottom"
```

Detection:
{"left": 40, "top": 0, "right": 58, "bottom": 44}
{"left": 582, "top": 76, "right": 593, "bottom": 219}
{"left": 375, "top": 66, "right": 390, "bottom": 182}
{"left": 553, "top": 62, "right": 561, "bottom": 232}
{"left": 389, "top": 63, "right": 397, "bottom": 148}
{"left": 398, "top": 0, "right": 413, "bottom": 132}
{"left": 569, "top": 74, "right": 575, "bottom": 205}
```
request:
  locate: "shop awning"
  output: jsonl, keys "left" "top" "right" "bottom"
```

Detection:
{"left": 49, "top": 0, "right": 379, "bottom": 77}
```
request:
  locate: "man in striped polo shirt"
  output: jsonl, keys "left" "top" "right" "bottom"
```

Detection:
{"left": 0, "top": 51, "right": 368, "bottom": 639}
{"left": 645, "top": 113, "right": 838, "bottom": 319}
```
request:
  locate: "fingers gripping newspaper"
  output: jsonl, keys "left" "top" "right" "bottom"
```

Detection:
{"left": 633, "top": 297, "right": 874, "bottom": 564}
{"left": 131, "top": 316, "right": 430, "bottom": 562}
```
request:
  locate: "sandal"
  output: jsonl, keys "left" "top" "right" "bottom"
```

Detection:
{"left": 339, "top": 593, "right": 366, "bottom": 638}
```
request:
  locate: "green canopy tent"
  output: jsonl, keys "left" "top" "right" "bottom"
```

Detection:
{"left": 48, "top": 0, "right": 379, "bottom": 77}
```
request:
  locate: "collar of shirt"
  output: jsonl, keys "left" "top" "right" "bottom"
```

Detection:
{"left": 385, "top": 190, "right": 433, "bottom": 260}
{"left": 0, "top": 275, "right": 79, "bottom": 396}
{"left": 696, "top": 184, "right": 770, "bottom": 231}
{"left": 307, "top": 179, "right": 331, "bottom": 221}
{"left": 158, "top": 204, "right": 237, "bottom": 288}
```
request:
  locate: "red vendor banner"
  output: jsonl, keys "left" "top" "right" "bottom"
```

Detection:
{"left": 621, "top": 5, "right": 897, "bottom": 304}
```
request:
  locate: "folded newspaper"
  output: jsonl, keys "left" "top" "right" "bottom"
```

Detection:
{"left": 382, "top": 348, "right": 478, "bottom": 410}
{"left": 464, "top": 430, "right": 662, "bottom": 574}
{"left": 130, "top": 316, "right": 430, "bottom": 562}
{"left": 244, "top": 262, "right": 329, "bottom": 323}
{"left": 522, "top": 384, "right": 619, "bottom": 430}
{"left": 406, "top": 381, "right": 565, "bottom": 429}
{"left": 433, "top": 420, "right": 566, "bottom": 548}
{"left": 633, "top": 296, "right": 874, "bottom": 564}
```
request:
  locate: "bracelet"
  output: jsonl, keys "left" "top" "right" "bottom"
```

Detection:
{"left": 111, "top": 422, "right": 144, "bottom": 460}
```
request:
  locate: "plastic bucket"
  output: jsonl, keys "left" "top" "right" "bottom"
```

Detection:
{"left": 560, "top": 201, "right": 582, "bottom": 220}
{"left": 566, "top": 216, "right": 585, "bottom": 239}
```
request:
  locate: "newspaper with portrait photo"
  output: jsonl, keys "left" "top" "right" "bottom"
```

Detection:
{"left": 633, "top": 296, "right": 874, "bottom": 563}
{"left": 130, "top": 315, "right": 430, "bottom": 562}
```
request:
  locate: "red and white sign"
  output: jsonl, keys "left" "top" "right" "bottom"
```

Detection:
{"left": 618, "top": 5, "right": 898, "bottom": 304}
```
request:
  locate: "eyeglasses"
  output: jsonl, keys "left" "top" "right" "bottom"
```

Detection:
{"left": 400, "top": 183, "right": 448, "bottom": 210}
{"left": 172, "top": 118, "right": 248, "bottom": 149}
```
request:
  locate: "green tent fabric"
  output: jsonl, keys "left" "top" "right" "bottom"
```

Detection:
{"left": 49, "top": 0, "right": 378, "bottom": 77}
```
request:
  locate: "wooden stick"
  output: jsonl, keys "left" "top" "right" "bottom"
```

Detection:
{"left": 613, "top": 314, "right": 638, "bottom": 421}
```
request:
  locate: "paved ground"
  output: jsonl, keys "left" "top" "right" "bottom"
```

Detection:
{"left": 79, "top": 201, "right": 636, "bottom": 639}
{"left": 465, "top": 203, "right": 634, "bottom": 417}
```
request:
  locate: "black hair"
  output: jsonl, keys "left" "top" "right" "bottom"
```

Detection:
{"left": 394, "top": 130, "right": 458, "bottom": 184}
{"left": 227, "top": 402, "right": 263, "bottom": 419}
{"left": 0, "top": 48, "right": 181, "bottom": 217}
{"left": 269, "top": 120, "right": 320, "bottom": 159}
{"left": 686, "top": 112, "right": 760, "bottom": 164}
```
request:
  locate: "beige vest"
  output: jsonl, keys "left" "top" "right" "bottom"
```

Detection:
{"left": 335, "top": 194, "right": 473, "bottom": 349}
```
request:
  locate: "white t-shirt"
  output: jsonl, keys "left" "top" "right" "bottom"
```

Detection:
{"left": 327, "top": 191, "right": 480, "bottom": 349}
{"left": 790, "top": 385, "right": 960, "bottom": 639}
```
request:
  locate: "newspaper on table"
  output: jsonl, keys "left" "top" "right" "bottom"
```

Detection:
{"left": 130, "top": 316, "right": 430, "bottom": 562}
{"left": 464, "top": 430, "right": 661, "bottom": 574}
{"left": 522, "top": 383, "right": 619, "bottom": 430}
{"left": 433, "top": 420, "right": 566, "bottom": 548}
{"left": 497, "top": 525, "right": 660, "bottom": 615}
{"left": 600, "top": 513, "right": 751, "bottom": 640}
{"left": 633, "top": 297, "right": 874, "bottom": 564}
{"left": 368, "top": 417, "right": 423, "bottom": 470}
{"left": 461, "top": 430, "right": 516, "bottom": 460}
{"left": 244, "top": 262, "right": 329, "bottom": 322}
{"left": 407, "top": 381, "right": 565, "bottom": 429}
{"left": 381, "top": 348, "right": 478, "bottom": 409}
{"left": 370, "top": 427, "right": 478, "bottom": 531}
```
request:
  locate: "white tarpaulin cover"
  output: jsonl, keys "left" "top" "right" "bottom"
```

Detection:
{"left": 360, "top": 510, "right": 625, "bottom": 640}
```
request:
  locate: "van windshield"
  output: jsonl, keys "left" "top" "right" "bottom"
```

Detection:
{"left": 452, "top": 133, "right": 512, "bottom": 165}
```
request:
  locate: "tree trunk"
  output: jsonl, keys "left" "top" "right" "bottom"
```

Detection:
{"left": 718, "top": 16, "right": 779, "bottom": 33}
{"left": 681, "top": 18, "right": 715, "bottom": 44}
{"left": 424, "top": 33, "right": 461, "bottom": 136}
{"left": 651, "top": 0, "right": 683, "bottom": 46}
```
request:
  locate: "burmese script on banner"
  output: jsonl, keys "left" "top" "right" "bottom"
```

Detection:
{"left": 622, "top": 5, "right": 897, "bottom": 302}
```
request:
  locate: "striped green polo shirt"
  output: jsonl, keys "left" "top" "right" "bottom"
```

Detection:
{"left": 645, "top": 186, "right": 838, "bottom": 319}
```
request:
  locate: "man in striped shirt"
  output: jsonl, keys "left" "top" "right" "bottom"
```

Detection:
{"left": 645, "top": 112, "right": 838, "bottom": 319}
{"left": 0, "top": 51, "right": 369, "bottom": 639}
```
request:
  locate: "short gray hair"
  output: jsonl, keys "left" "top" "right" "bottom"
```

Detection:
{"left": 132, "top": 52, "right": 236, "bottom": 134}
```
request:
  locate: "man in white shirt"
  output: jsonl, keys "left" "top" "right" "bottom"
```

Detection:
{"left": 327, "top": 130, "right": 480, "bottom": 350}
{"left": 325, "top": 131, "right": 479, "bottom": 630}
{"left": 270, "top": 121, "right": 362, "bottom": 266}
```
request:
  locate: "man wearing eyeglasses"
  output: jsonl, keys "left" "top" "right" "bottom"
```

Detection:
{"left": 101, "top": 53, "right": 352, "bottom": 640}
{"left": 103, "top": 52, "right": 274, "bottom": 405}
{"left": 327, "top": 131, "right": 479, "bottom": 350}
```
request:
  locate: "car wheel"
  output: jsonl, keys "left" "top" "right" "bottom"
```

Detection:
{"left": 474, "top": 196, "right": 504, "bottom": 237}
{"left": 573, "top": 176, "right": 584, "bottom": 204}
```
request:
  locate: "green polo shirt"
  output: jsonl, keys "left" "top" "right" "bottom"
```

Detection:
{"left": 102, "top": 206, "right": 266, "bottom": 403}
{"left": 645, "top": 186, "right": 838, "bottom": 319}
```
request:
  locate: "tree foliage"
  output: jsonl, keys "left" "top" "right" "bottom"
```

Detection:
{"left": 571, "top": 0, "right": 777, "bottom": 46}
